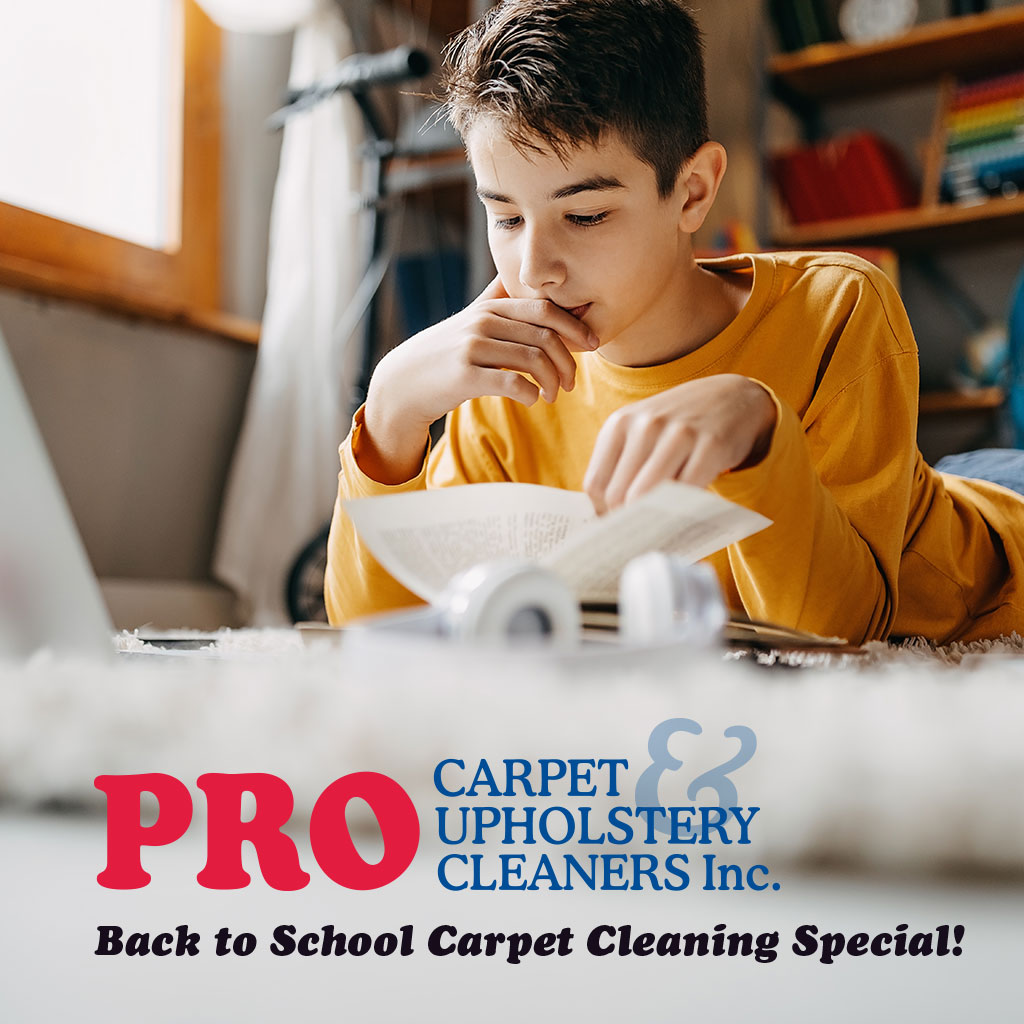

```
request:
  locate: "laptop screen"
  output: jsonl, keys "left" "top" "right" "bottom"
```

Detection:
{"left": 0, "top": 325, "right": 113, "bottom": 660}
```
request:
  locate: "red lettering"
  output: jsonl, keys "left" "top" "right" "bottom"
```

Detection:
{"left": 95, "top": 772, "right": 419, "bottom": 889}
{"left": 94, "top": 773, "right": 193, "bottom": 889}
{"left": 196, "top": 773, "right": 311, "bottom": 891}
{"left": 310, "top": 772, "right": 419, "bottom": 890}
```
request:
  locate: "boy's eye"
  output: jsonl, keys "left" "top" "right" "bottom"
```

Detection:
{"left": 567, "top": 211, "right": 609, "bottom": 228}
{"left": 492, "top": 215, "right": 522, "bottom": 231}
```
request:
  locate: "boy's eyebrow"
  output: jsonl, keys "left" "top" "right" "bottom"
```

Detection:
{"left": 476, "top": 175, "right": 626, "bottom": 204}
{"left": 549, "top": 175, "right": 625, "bottom": 200}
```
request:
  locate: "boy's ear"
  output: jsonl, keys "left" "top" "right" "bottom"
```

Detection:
{"left": 677, "top": 142, "right": 727, "bottom": 234}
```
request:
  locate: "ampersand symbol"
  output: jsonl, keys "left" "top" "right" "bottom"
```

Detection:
{"left": 634, "top": 719, "right": 757, "bottom": 836}
{"left": 686, "top": 725, "right": 757, "bottom": 812}
{"left": 634, "top": 717, "right": 702, "bottom": 837}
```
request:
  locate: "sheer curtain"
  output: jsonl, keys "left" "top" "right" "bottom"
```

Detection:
{"left": 206, "top": 0, "right": 364, "bottom": 623}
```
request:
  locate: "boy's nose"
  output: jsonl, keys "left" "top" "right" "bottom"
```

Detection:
{"left": 518, "top": 228, "right": 566, "bottom": 291}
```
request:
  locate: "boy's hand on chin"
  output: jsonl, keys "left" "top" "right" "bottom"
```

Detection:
{"left": 361, "top": 276, "right": 599, "bottom": 484}
{"left": 583, "top": 375, "right": 777, "bottom": 514}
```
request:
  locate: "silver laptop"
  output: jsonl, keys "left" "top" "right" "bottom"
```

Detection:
{"left": 0, "top": 324, "right": 114, "bottom": 660}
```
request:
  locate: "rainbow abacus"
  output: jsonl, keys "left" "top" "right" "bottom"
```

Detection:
{"left": 942, "top": 68, "right": 1024, "bottom": 204}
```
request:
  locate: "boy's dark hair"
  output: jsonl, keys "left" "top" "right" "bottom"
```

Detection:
{"left": 440, "top": 0, "right": 708, "bottom": 198}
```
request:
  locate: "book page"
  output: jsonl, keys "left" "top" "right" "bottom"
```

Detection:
{"left": 541, "top": 481, "right": 771, "bottom": 602}
{"left": 343, "top": 483, "right": 594, "bottom": 601}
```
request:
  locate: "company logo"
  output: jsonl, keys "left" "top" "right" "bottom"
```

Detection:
{"left": 95, "top": 719, "right": 762, "bottom": 893}
{"left": 94, "top": 771, "right": 419, "bottom": 890}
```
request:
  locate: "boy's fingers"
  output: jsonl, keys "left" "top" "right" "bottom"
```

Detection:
{"left": 466, "top": 338, "right": 563, "bottom": 402}
{"left": 479, "top": 316, "right": 577, "bottom": 391}
{"left": 489, "top": 299, "right": 599, "bottom": 353}
{"left": 584, "top": 419, "right": 628, "bottom": 514}
{"left": 531, "top": 300, "right": 600, "bottom": 352}
{"left": 676, "top": 434, "right": 724, "bottom": 489}
{"left": 625, "top": 428, "right": 693, "bottom": 503}
{"left": 600, "top": 422, "right": 662, "bottom": 510}
{"left": 471, "top": 367, "right": 540, "bottom": 407}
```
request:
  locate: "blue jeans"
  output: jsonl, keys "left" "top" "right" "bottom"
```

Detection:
{"left": 934, "top": 448, "right": 1024, "bottom": 496}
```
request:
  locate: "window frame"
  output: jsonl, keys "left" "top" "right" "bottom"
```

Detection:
{"left": 0, "top": 1, "right": 229, "bottom": 331}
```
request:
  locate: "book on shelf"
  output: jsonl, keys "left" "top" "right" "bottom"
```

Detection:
{"left": 791, "top": 0, "right": 823, "bottom": 47}
{"left": 771, "top": 131, "right": 918, "bottom": 225}
{"left": 949, "top": 0, "right": 990, "bottom": 15}
{"left": 770, "top": 147, "right": 834, "bottom": 222}
{"left": 767, "top": 0, "right": 804, "bottom": 52}
{"left": 767, "top": 0, "right": 841, "bottom": 52}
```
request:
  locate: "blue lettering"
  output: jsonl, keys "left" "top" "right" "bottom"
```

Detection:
{"left": 434, "top": 759, "right": 465, "bottom": 797}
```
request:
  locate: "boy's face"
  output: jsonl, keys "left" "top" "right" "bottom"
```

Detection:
{"left": 467, "top": 122, "right": 695, "bottom": 363}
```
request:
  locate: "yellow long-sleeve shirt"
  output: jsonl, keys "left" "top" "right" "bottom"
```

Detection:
{"left": 326, "top": 251, "right": 1024, "bottom": 644}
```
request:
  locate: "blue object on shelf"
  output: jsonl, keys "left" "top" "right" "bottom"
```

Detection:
{"left": 395, "top": 249, "right": 467, "bottom": 338}
{"left": 950, "top": 0, "right": 989, "bottom": 13}
{"left": 1009, "top": 264, "right": 1024, "bottom": 448}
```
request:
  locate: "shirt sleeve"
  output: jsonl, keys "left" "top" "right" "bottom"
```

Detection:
{"left": 712, "top": 350, "right": 919, "bottom": 645}
{"left": 324, "top": 402, "right": 507, "bottom": 625}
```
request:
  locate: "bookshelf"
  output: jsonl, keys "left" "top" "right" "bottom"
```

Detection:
{"left": 919, "top": 385, "right": 1005, "bottom": 414}
{"left": 773, "top": 192, "right": 1024, "bottom": 249}
{"left": 766, "top": 5, "right": 1024, "bottom": 420}
{"left": 768, "top": 7, "right": 1024, "bottom": 248}
{"left": 768, "top": 7, "right": 1024, "bottom": 100}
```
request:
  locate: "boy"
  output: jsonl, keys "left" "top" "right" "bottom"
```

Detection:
{"left": 325, "top": 0, "right": 1024, "bottom": 646}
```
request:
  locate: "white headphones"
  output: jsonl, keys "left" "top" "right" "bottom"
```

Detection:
{"left": 352, "top": 552, "right": 725, "bottom": 648}
{"left": 617, "top": 552, "right": 726, "bottom": 647}
{"left": 349, "top": 559, "right": 580, "bottom": 647}
{"left": 440, "top": 560, "right": 580, "bottom": 646}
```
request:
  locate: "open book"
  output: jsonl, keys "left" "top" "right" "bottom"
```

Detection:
{"left": 343, "top": 480, "right": 770, "bottom": 605}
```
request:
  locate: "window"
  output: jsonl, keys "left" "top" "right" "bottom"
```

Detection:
{"left": 0, "top": 0, "right": 222, "bottom": 322}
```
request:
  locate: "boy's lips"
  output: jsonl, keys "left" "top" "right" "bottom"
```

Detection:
{"left": 562, "top": 303, "right": 592, "bottom": 320}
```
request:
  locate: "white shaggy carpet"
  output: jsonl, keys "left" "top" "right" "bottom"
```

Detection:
{"left": 2, "top": 629, "right": 1023, "bottom": 877}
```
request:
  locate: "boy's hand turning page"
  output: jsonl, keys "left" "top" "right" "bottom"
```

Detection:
{"left": 343, "top": 482, "right": 770, "bottom": 604}
{"left": 543, "top": 483, "right": 770, "bottom": 602}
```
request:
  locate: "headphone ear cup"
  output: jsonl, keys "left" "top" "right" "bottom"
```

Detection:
{"left": 618, "top": 553, "right": 726, "bottom": 646}
{"left": 441, "top": 560, "right": 580, "bottom": 645}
